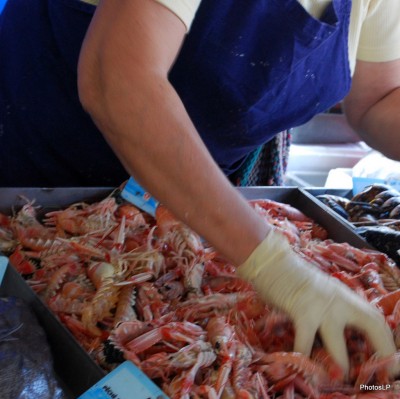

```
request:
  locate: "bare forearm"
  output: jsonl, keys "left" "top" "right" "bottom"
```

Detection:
{"left": 344, "top": 59, "right": 400, "bottom": 161}
{"left": 346, "top": 88, "right": 400, "bottom": 160}
{"left": 86, "top": 71, "right": 269, "bottom": 265}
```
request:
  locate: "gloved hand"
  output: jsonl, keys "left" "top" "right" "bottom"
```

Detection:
{"left": 237, "top": 227, "right": 397, "bottom": 376}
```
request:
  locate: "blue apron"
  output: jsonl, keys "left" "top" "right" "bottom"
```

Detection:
{"left": 0, "top": 0, "right": 351, "bottom": 186}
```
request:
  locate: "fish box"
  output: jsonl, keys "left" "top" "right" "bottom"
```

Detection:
{"left": 304, "top": 187, "right": 400, "bottom": 266}
{"left": 300, "top": 187, "right": 355, "bottom": 229}
{"left": 237, "top": 186, "right": 368, "bottom": 247}
{"left": 0, "top": 187, "right": 377, "bottom": 397}
{"left": 0, "top": 257, "right": 105, "bottom": 398}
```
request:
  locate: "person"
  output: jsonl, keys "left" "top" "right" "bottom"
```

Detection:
{"left": 1, "top": 0, "right": 399, "bottom": 377}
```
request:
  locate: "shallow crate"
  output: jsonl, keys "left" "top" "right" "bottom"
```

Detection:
{"left": 0, "top": 186, "right": 378, "bottom": 397}
{"left": 0, "top": 258, "right": 105, "bottom": 398}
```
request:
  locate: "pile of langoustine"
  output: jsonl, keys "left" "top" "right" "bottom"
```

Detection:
{"left": 1, "top": 190, "right": 400, "bottom": 398}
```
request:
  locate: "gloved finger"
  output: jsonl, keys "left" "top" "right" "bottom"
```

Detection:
{"left": 353, "top": 311, "right": 396, "bottom": 357}
{"left": 319, "top": 321, "right": 349, "bottom": 377}
{"left": 350, "top": 311, "right": 399, "bottom": 376}
{"left": 293, "top": 319, "right": 318, "bottom": 357}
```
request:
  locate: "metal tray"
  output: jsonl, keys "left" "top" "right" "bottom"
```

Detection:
{"left": 0, "top": 187, "right": 114, "bottom": 214}
{"left": 238, "top": 186, "right": 370, "bottom": 248}
{"left": 299, "top": 187, "right": 357, "bottom": 231}
{"left": 0, "top": 260, "right": 105, "bottom": 398}
{"left": 0, "top": 186, "right": 376, "bottom": 397}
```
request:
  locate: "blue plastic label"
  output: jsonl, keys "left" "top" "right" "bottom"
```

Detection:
{"left": 121, "top": 177, "right": 159, "bottom": 217}
{"left": 78, "top": 361, "right": 168, "bottom": 399}
{"left": 0, "top": 256, "right": 8, "bottom": 285}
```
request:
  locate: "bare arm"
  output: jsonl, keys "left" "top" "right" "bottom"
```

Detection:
{"left": 343, "top": 59, "right": 400, "bottom": 160}
{"left": 77, "top": 0, "right": 269, "bottom": 266}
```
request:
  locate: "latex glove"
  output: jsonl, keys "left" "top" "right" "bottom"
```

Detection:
{"left": 237, "top": 228, "right": 397, "bottom": 375}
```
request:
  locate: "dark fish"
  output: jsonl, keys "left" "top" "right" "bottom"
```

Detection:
{"left": 389, "top": 203, "right": 400, "bottom": 219}
{"left": 352, "top": 184, "right": 392, "bottom": 203}
{"left": 372, "top": 188, "right": 400, "bottom": 205}
{"left": 380, "top": 196, "right": 400, "bottom": 218}
{"left": 316, "top": 194, "right": 350, "bottom": 219}
{"left": 355, "top": 226, "right": 400, "bottom": 266}
{"left": 0, "top": 296, "right": 67, "bottom": 399}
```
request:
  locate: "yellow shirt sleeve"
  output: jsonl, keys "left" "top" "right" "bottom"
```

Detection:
{"left": 79, "top": 0, "right": 201, "bottom": 32}
{"left": 80, "top": 0, "right": 400, "bottom": 69}
{"left": 356, "top": 0, "right": 400, "bottom": 62}
{"left": 155, "top": 0, "right": 201, "bottom": 31}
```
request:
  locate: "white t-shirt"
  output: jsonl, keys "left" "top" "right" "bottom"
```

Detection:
{"left": 82, "top": 0, "right": 400, "bottom": 75}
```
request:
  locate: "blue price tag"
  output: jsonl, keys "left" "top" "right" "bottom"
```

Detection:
{"left": 78, "top": 361, "right": 168, "bottom": 399}
{"left": 121, "top": 177, "right": 159, "bottom": 217}
{"left": 0, "top": 256, "right": 8, "bottom": 285}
